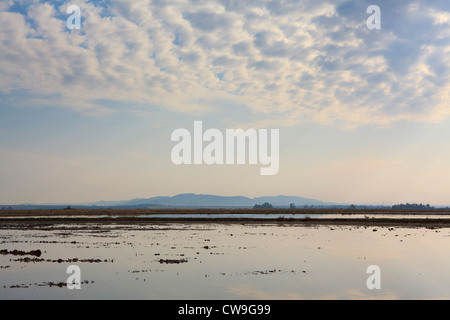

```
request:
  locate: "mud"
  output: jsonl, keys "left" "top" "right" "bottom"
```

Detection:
{"left": 11, "top": 257, "right": 112, "bottom": 263}
{"left": 4, "top": 280, "right": 94, "bottom": 289}
{"left": 158, "top": 258, "right": 188, "bottom": 264}
{"left": 2, "top": 208, "right": 450, "bottom": 229}
{"left": 0, "top": 249, "right": 42, "bottom": 257}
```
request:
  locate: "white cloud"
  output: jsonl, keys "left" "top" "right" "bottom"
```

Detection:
{"left": 430, "top": 8, "right": 450, "bottom": 25}
{"left": 0, "top": 0, "right": 449, "bottom": 127}
{"left": 0, "top": 0, "right": 13, "bottom": 11}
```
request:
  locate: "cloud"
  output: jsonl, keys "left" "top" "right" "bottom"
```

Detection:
{"left": 0, "top": 0, "right": 449, "bottom": 127}
{"left": 345, "top": 288, "right": 398, "bottom": 300}
{"left": 184, "top": 10, "right": 235, "bottom": 31}
{"left": 0, "top": 0, "right": 13, "bottom": 11}
{"left": 227, "top": 283, "right": 399, "bottom": 300}
{"left": 228, "top": 283, "right": 304, "bottom": 300}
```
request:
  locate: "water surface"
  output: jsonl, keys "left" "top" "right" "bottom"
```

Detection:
{"left": 1, "top": 222, "right": 449, "bottom": 299}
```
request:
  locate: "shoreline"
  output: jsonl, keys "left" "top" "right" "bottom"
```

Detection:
{"left": 1, "top": 208, "right": 450, "bottom": 216}
{"left": 1, "top": 209, "right": 450, "bottom": 228}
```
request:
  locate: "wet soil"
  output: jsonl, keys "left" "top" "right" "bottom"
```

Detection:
{"left": 1, "top": 209, "right": 450, "bottom": 229}
{"left": 0, "top": 249, "right": 42, "bottom": 257}
{"left": 158, "top": 258, "right": 188, "bottom": 264}
{"left": 4, "top": 280, "right": 94, "bottom": 289}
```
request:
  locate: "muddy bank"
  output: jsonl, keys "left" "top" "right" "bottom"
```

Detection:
{"left": 158, "top": 258, "right": 188, "bottom": 264}
{"left": 4, "top": 280, "right": 94, "bottom": 289}
{"left": 1, "top": 217, "right": 450, "bottom": 229}
{"left": 2, "top": 208, "right": 450, "bottom": 217}
{"left": 12, "top": 257, "right": 113, "bottom": 263}
{"left": 0, "top": 249, "right": 42, "bottom": 257}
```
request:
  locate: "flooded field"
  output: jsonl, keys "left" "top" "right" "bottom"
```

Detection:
{"left": 1, "top": 218, "right": 450, "bottom": 299}
{"left": 3, "top": 213, "right": 447, "bottom": 220}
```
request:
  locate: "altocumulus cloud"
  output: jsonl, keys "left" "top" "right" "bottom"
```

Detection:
{"left": 0, "top": 0, "right": 449, "bottom": 127}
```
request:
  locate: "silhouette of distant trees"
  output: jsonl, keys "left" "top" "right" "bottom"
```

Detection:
{"left": 391, "top": 203, "right": 434, "bottom": 210}
{"left": 289, "top": 203, "right": 296, "bottom": 209}
{"left": 253, "top": 202, "right": 273, "bottom": 209}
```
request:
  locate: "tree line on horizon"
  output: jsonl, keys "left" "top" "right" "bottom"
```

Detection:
{"left": 391, "top": 203, "right": 435, "bottom": 210}
{"left": 251, "top": 202, "right": 438, "bottom": 210}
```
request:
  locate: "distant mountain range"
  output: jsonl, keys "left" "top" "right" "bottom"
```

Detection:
{"left": 1, "top": 194, "right": 442, "bottom": 210}
{"left": 89, "top": 193, "right": 333, "bottom": 208}
{"left": 1, "top": 193, "right": 342, "bottom": 210}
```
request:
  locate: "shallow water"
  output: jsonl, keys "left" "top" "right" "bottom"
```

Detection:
{"left": 2, "top": 213, "right": 450, "bottom": 220}
{"left": 136, "top": 213, "right": 450, "bottom": 220}
{"left": 1, "top": 223, "right": 450, "bottom": 299}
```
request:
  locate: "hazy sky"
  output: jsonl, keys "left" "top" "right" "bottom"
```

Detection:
{"left": 1, "top": 0, "right": 450, "bottom": 205}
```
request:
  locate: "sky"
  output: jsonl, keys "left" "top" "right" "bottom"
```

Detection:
{"left": 0, "top": 0, "right": 450, "bottom": 205}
